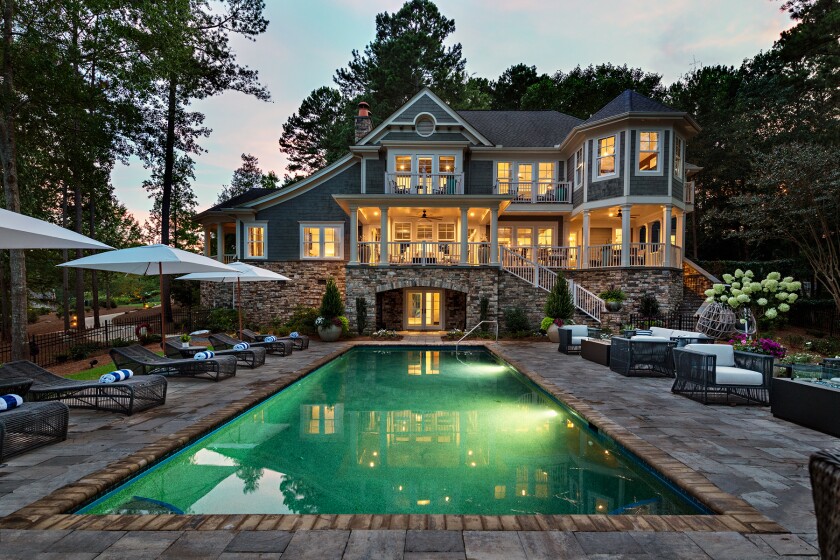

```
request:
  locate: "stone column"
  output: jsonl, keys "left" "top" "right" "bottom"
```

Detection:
{"left": 349, "top": 205, "right": 359, "bottom": 264}
{"left": 490, "top": 207, "right": 499, "bottom": 265}
{"left": 621, "top": 204, "right": 631, "bottom": 267}
{"left": 216, "top": 222, "right": 224, "bottom": 262}
{"left": 582, "top": 210, "right": 590, "bottom": 269}
{"left": 459, "top": 207, "right": 469, "bottom": 264}
{"left": 662, "top": 204, "right": 673, "bottom": 267}
{"left": 379, "top": 207, "right": 389, "bottom": 265}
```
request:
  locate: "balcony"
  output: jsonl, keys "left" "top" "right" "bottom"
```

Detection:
{"left": 496, "top": 181, "right": 572, "bottom": 204}
{"left": 385, "top": 173, "right": 464, "bottom": 195}
{"left": 357, "top": 241, "right": 491, "bottom": 265}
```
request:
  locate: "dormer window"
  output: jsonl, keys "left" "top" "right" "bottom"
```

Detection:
{"left": 638, "top": 131, "right": 660, "bottom": 172}
{"left": 414, "top": 113, "right": 436, "bottom": 137}
{"left": 595, "top": 135, "right": 617, "bottom": 179}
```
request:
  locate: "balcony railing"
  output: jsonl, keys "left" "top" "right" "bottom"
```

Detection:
{"left": 496, "top": 181, "right": 572, "bottom": 203}
{"left": 223, "top": 253, "right": 237, "bottom": 264}
{"left": 357, "top": 241, "right": 493, "bottom": 265}
{"left": 385, "top": 173, "right": 464, "bottom": 195}
{"left": 586, "top": 243, "right": 680, "bottom": 268}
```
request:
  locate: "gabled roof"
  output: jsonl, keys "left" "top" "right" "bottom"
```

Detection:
{"left": 457, "top": 110, "right": 582, "bottom": 147}
{"left": 204, "top": 188, "right": 276, "bottom": 212}
{"left": 582, "top": 90, "right": 681, "bottom": 126}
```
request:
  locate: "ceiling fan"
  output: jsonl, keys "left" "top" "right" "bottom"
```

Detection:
{"left": 417, "top": 209, "right": 443, "bottom": 221}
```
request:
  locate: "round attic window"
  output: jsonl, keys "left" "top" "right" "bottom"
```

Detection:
{"left": 415, "top": 114, "right": 436, "bottom": 137}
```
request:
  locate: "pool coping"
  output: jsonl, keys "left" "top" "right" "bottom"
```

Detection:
{"left": 0, "top": 342, "right": 787, "bottom": 534}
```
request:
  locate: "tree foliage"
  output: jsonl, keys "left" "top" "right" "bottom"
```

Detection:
{"left": 544, "top": 273, "right": 575, "bottom": 321}
{"left": 217, "top": 153, "right": 280, "bottom": 204}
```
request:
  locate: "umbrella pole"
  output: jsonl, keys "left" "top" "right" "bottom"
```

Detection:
{"left": 237, "top": 277, "right": 243, "bottom": 339}
{"left": 159, "top": 263, "right": 166, "bottom": 349}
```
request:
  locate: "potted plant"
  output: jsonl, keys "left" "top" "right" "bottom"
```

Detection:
{"left": 180, "top": 333, "right": 191, "bottom": 348}
{"left": 543, "top": 273, "right": 575, "bottom": 343}
{"left": 598, "top": 287, "right": 626, "bottom": 312}
{"left": 316, "top": 277, "right": 345, "bottom": 342}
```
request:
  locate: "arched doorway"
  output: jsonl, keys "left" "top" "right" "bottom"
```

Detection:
{"left": 375, "top": 280, "right": 468, "bottom": 331}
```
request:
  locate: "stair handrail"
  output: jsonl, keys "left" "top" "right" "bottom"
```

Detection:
{"left": 573, "top": 283, "right": 602, "bottom": 323}
{"left": 455, "top": 320, "right": 498, "bottom": 355}
{"left": 684, "top": 258, "right": 721, "bottom": 284}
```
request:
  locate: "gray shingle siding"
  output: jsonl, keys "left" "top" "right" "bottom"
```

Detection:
{"left": 467, "top": 161, "right": 493, "bottom": 195}
{"left": 377, "top": 131, "right": 470, "bottom": 143}
{"left": 629, "top": 130, "right": 670, "bottom": 196}
{"left": 672, "top": 176, "right": 684, "bottom": 202}
{"left": 365, "top": 157, "right": 385, "bottom": 194}
{"left": 256, "top": 162, "right": 360, "bottom": 261}
{"left": 587, "top": 132, "right": 624, "bottom": 201}
{"left": 572, "top": 188, "right": 583, "bottom": 207}
{"left": 396, "top": 94, "right": 458, "bottom": 123}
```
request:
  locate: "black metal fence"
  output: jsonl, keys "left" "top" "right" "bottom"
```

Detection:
{"left": 0, "top": 308, "right": 216, "bottom": 368}
{"left": 626, "top": 313, "right": 699, "bottom": 331}
{"left": 787, "top": 306, "right": 839, "bottom": 337}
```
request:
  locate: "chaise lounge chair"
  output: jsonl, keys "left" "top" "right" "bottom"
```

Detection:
{"left": 111, "top": 345, "right": 237, "bottom": 382}
{"left": 211, "top": 332, "right": 293, "bottom": 356}
{"left": 1, "top": 360, "right": 167, "bottom": 415}
{"left": 0, "top": 401, "right": 69, "bottom": 461}
{"left": 164, "top": 339, "right": 266, "bottom": 369}
{"left": 241, "top": 328, "right": 309, "bottom": 350}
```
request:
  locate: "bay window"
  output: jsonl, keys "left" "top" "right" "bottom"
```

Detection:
{"left": 638, "top": 131, "right": 660, "bottom": 172}
{"left": 300, "top": 223, "right": 344, "bottom": 259}
{"left": 596, "top": 135, "right": 616, "bottom": 178}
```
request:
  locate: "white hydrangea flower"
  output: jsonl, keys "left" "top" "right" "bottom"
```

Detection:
{"left": 705, "top": 289, "right": 715, "bottom": 297}
{"left": 791, "top": 281, "right": 801, "bottom": 291}
{"left": 723, "top": 274, "right": 734, "bottom": 284}
{"left": 779, "top": 303, "right": 790, "bottom": 312}
{"left": 731, "top": 288, "right": 742, "bottom": 296}
{"left": 736, "top": 294, "right": 750, "bottom": 303}
{"left": 788, "top": 293, "right": 798, "bottom": 303}
{"left": 731, "top": 282, "right": 741, "bottom": 290}
{"left": 783, "top": 276, "right": 793, "bottom": 283}
{"left": 757, "top": 298, "right": 768, "bottom": 306}
{"left": 777, "top": 292, "right": 788, "bottom": 301}
{"left": 727, "top": 297, "right": 739, "bottom": 308}
{"left": 751, "top": 282, "right": 762, "bottom": 291}
{"left": 706, "top": 296, "right": 715, "bottom": 303}
{"left": 745, "top": 270, "right": 755, "bottom": 278}
{"left": 768, "top": 272, "right": 781, "bottom": 281}
{"left": 713, "top": 284, "right": 725, "bottom": 294}
{"left": 735, "top": 269, "right": 744, "bottom": 278}
{"left": 742, "top": 286, "right": 752, "bottom": 294}
{"left": 765, "top": 308, "right": 778, "bottom": 319}
{"left": 720, "top": 295, "right": 729, "bottom": 302}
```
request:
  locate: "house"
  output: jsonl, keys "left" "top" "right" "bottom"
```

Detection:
{"left": 196, "top": 88, "right": 701, "bottom": 332}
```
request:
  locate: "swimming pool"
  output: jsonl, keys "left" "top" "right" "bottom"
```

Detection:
{"left": 79, "top": 347, "right": 705, "bottom": 516}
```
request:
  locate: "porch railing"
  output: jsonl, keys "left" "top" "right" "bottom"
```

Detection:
{"left": 385, "top": 172, "right": 464, "bottom": 195}
{"left": 223, "top": 253, "right": 237, "bottom": 264}
{"left": 495, "top": 181, "right": 572, "bottom": 203}
{"left": 585, "top": 243, "right": 681, "bottom": 268}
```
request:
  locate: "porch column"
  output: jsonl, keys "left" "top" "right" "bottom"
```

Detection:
{"left": 621, "top": 204, "right": 631, "bottom": 267}
{"left": 203, "top": 226, "right": 211, "bottom": 257}
{"left": 581, "top": 210, "right": 590, "bottom": 269}
{"left": 216, "top": 222, "right": 224, "bottom": 262}
{"left": 676, "top": 210, "right": 685, "bottom": 263}
{"left": 489, "top": 207, "right": 499, "bottom": 265}
{"left": 349, "top": 205, "right": 359, "bottom": 264}
{"left": 379, "top": 207, "right": 389, "bottom": 265}
{"left": 662, "top": 204, "right": 673, "bottom": 267}
{"left": 234, "top": 218, "right": 241, "bottom": 259}
{"left": 459, "top": 206, "right": 468, "bottom": 265}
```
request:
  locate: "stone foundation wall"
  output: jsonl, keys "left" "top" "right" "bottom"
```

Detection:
{"left": 199, "top": 261, "right": 346, "bottom": 324}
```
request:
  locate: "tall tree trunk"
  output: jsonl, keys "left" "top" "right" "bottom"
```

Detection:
{"left": 89, "top": 196, "right": 99, "bottom": 328}
{"left": 0, "top": 0, "right": 28, "bottom": 361}
{"left": 0, "top": 252, "right": 8, "bottom": 342}
{"left": 62, "top": 182, "right": 70, "bottom": 331}
{"left": 73, "top": 177, "right": 85, "bottom": 331}
{"left": 160, "top": 76, "right": 177, "bottom": 324}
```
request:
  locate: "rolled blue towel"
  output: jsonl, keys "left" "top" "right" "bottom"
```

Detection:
{"left": 290, "top": 332, "right": 299, "bottom": 339}
{"left": 0, "top": 394, "right": 23, "bottom": 411}
{"left": 99, "top": 369, "right": 133, "bottom": 384}
{"left": 635, "top": 329, "right": 653, "bottom": 336}
{"left": 194, "top": 351, "right": 215, "bottom": 360}
{"left": 263, "top": 336, "right": 277, "bottom": 343}
{"left": 232, "top": 342, "right": 249, "bottom": 351}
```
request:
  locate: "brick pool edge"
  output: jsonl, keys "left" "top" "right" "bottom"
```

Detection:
{"left": 0, "top": 342, "right": 786, "bottom": 535}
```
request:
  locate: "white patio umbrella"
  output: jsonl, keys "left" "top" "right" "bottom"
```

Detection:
{"left": 176, "top": 261, "right": 290, "bottom": 337}
{"left": 0, "top": 208, "right": 113, "bottom": 250}
{"left": 59, "top": 244, "right": 236, "bottom": 345}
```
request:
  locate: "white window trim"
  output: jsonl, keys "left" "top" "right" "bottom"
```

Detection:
{"left": 493, "top": 161, "right": 558, "bottom": 194}
{"left": 592, "top": 134, "right": 618, "bottom": 182}
{"left": 574, "top": 147, "right": 584, "bottom": 190}
{"left": 299, "top": 221, "right": 345, "bottom": 260}
{"left": 495, "top": 222, "right": 558, "bottom": 247}
{"left": 636, "top": 129, "right": 664, "bottom": 176}
{"left": 673, "top": 135, "right": 685, "bottom": 180}
{"left": 244, "top": 221, "right": 268, "bottom": 260}
{"left": 413, "top": 112, "right": 437, "bottom": 138}
{"left": 389, "top": 150, "right": 462, "bottom": 174}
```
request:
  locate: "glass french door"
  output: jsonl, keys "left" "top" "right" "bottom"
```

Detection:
{"left": 406, "top": 290, "right": 442, "bottom": 330}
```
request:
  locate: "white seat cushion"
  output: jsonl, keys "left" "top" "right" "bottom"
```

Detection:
{"left": 631, "top": 336, "right": 670, "bottom": 342}
{"left": 571, "top": 336, "right": 584, "bottom": 345}
{"left": 685, "top": 343, "right": 735, "bottom": 367}
{"left": 565, "top": 325, "right": 589, "bottom": 337}
{"left": 715, "top": 366, "right": 764, "bottom": 386}
{"left": 670, "top": 329, "right": 704, "bottom": 339}
{"left": 650, "top": 327, "right": 673, "bottom": 338}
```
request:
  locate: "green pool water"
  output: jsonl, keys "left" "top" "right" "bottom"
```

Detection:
{"left": 79, "top": 347, "right": 704, "bottom": 516}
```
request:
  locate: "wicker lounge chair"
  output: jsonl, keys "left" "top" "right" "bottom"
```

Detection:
{"left": 164, "top": 339, "right": 266, "bottom": 369}
{"left": 241, "top": 328, "right": 309, "bottom": 350}
{"left": 0, "top": 401, "right": 69, "bottom": 461}
{"left": 1, "top": 360, "right": 167, "bottom": 415}
{"left": 610, "top": 336, "right": 677, "bottom": 377}
{"left": 810, "top": 448, "right": 840, "bottom": 560}
{"left": 111, "top": 345, "right": 236, "bottom": 382}
{"left": 211, "top": 332, "right": 293, "bottom": 357}
{"left": 671, "top": 344, "right": 773, "bottom": 405}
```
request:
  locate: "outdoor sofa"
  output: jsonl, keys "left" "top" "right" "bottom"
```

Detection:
{"left": 809, "top": 448, "right": 840, "bottom": 560}
{"left": 557, "top": 324, "right": 601, "bottom": 354}
{"left": 164, "top": 339, "right": 266, "bottom": 369}
{"left": 0, "top": 401, "right": 69, "bottom": 461}
{"left": 671, "top": 343, "right": 774, "bottom": 405}
{"left": 210, "top": 332, "right": 293, "bottom": 357}
{"left": 610, "top": 327, "right": 711, "bottom": 377}
{"left": 625, "top": 326, "right": 712, "bottom": 346}
{"left": 242, "top": 328, "right": 309, "bottom": 351}
{"left": 111, "top": 345, "right": 236, "bottom": 382}
{"left": 1, "top": 360, "right": 167, "bottom": 415}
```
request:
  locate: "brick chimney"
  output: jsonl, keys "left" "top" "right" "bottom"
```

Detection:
{"left": 354, "top": 101, "right": 372, "bottom": 143}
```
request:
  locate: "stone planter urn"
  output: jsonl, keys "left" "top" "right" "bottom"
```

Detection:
{"left": 181, "top": 342, "right": 189, "bottom": 348}
{"left": 604, "top": 300, "right": 622, "bottom": 312}
{"left": 547, "top": 323, "right": 563, "bottom": 343}
{"left": 318, "top": 324, "right": 342, "bottom": 342}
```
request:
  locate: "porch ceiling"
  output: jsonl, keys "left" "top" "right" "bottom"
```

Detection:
{"left": 332, "top": 194, "right": 510, "bottom": 216}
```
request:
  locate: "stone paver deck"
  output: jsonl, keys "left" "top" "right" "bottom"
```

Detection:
{"left": 0, "top": 337, "right": 831, "bottom": 558}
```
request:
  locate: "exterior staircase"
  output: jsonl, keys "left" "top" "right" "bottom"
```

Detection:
{"left": 500, "top": 247, "right": 603, "bottom": 322}
{"left": 681, "top": 258, "right": 721, "bottom": 316}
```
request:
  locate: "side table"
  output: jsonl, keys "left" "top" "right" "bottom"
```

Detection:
{"left": 581, "top": 338, "right": 611, "bottom": 366}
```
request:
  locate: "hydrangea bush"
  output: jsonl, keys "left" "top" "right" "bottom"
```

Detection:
{"left": 704, "top": 269, "right": 801, "bottom": 321}
{"left": 729, "top": 334, "right": 787, "bottom": 360}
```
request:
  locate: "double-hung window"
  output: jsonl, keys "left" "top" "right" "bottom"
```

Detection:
{"left": 245, "top": 223, "right": 267, "bottom": 259}
{"left": 574, "top": 147, "right": 584, "bottom": 188}
{"left": 301, "top": 223, "right": 343, "bottom": 259}
{"left": 596, "top": 135, "right": 616, "bottom": 178}
{"left": 674, "top": 136, "right": 684, "bottom": 179}
{"left": 638, "top": 131, "right": 660, "bottom": 172}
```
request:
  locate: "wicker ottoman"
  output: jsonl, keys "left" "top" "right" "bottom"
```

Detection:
{"left": 0, "top": 401, "right": 69, "bottom": 461}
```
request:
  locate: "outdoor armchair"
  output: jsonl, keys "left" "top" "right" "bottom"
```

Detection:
{"left": 110, "top": 345, "right": 236, "bottom": 382}
{"left": 164, "top": 339, "right": 266, "bottom": 369}
{"left": 557, "top": 325, "right": 601, "bottom": 354}
{"left": 1, "top": 360, "right": 167, "bottom": 415}
{"left": 211, "top": 332, "right": 293, "bottom": 357}
{"left": 0, "top": 401, "right": 69, "bottom": 461}
{"left": 671, "top": 343, "right": 773, "bottom": 405}
{"left": 610, "top": 336, "right": 677, "bottom": 377}
{"left": 810, "top": 448, "right": 840, "bottom": 560}
{"left": 241, "top": 328, "right": 309, "bottom": 351}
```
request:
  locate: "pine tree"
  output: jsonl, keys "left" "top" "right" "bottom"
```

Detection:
{"left": 545, "top": 273, "right": 575, "bottom": 321}
{"left": 217, "top": 153, "right": 280, "bottom": 203}
{"left": 320, "top": 278, "right": 344, "bottom": 319}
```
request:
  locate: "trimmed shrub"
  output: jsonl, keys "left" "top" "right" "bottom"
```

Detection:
{"left": 355, "top": 297, "right": 368, "bottom": 334}
{"left": 545, "top": 273, "right": 575, "bottom": 320}
{"left": 27, "top": 308, "right": 40, "bottom": 324}
{"left": 205, "top": 308, "right": 239, "bottom": 333}
{"left": 503, "top": 307, "right": 530, "bottom": 334}
{"left": 479, "top": 296, "right": 490, "bottom": 331}
{"left": 319, "top": 277, "right": 344, "bottom": 319}
{"left": 638, "top": 293, "right": 660, "bottom": 317}
{"left": 284, "top": 306, "right": 319, "bottom": 335}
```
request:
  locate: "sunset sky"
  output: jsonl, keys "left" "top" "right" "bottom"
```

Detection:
{"left": 112, "top": 0, "right": 794, "bottom": 223}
